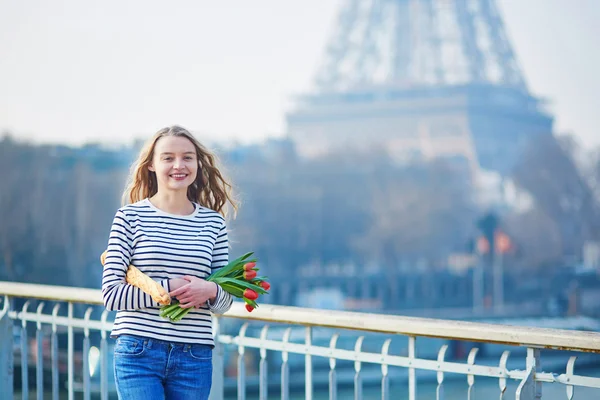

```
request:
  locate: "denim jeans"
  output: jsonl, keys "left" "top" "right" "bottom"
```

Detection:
{"left": 113, "top": 335, "right": 213, "bottom": 400}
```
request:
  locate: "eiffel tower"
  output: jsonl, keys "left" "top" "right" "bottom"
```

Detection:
{"left": 286, "top": 0, "right": 553, "bottom": 176}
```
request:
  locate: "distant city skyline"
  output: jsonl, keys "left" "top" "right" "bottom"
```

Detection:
{"left": 0, "top": 0, "right": 599, "bottom": 149}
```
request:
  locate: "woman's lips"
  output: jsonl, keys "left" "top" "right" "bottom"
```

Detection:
{"left": 170, "top": 173, "right": 188, "bottom": 181}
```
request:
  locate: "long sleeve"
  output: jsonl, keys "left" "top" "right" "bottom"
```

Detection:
{"left": 207, "top": 219, "right": 233, "bottom": 314}
{"left": 101, "top": 209, "right": 170, "bottom": 311}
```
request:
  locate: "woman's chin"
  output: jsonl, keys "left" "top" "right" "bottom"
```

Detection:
{"left": 164, "top": 181, "right": 193, "bottom": 191}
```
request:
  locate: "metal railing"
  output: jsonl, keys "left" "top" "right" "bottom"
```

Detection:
{"left": 1, "top": 281, "right": 600, "bottom": 400}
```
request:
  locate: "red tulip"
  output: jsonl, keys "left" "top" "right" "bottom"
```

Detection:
{"left": 245, "top": 304, "right": 254, "bottom": 312}
{"left": 243, "top": 262, "right": 256, "bottom": 271}
{"left": 260, "top": 281, "right": 271, "bottom": 291}
{"left": 243, "top": 289, "right": 258, "bottom": 300}
{"left": 243, "top": 270, "right": 257, "bottom": 280}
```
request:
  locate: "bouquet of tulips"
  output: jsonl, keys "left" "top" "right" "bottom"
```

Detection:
{"left": 159, "top": 252, "right": 271, "bottom": 321}
{"left": 101, "top": 250, "right": 270, "bottom": 322}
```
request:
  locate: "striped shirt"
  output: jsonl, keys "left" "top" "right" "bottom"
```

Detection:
{"left": 101, "top": 198, "right": 233, "bottom": 346}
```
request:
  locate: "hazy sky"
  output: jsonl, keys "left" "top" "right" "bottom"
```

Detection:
{"left": 1, "top": 0, "right": 599, "bottom": 148}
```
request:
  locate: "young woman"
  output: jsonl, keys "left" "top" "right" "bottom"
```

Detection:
{"left": 101, "top": 125, "right": 237, "bottom": 399}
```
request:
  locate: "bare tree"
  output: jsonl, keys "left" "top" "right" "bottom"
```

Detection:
{"left": 511, "top": 134, "right": 600, "bottom": 259}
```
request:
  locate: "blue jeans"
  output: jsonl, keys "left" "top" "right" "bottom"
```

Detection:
{"left": 113, "top": 335, "right": 213, "bottom": 400}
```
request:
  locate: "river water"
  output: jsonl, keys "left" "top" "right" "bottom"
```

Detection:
{"left": 18, "top": 368, "right": 600, "bottom": 400}
{"left": 226, "top": 367, "right": 600, "bottom": 400}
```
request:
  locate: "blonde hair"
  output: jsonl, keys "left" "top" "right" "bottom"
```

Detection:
{"left": 122, "top": 125, "right": 237, "bottom": 217}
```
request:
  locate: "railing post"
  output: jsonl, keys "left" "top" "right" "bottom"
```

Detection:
{"left": 67, "top": 302, "right": 74, "bottom": 400}
{"left": 0, "top": 296, "right": 14, "bottom": 400}
{"left": 305, "top": 326, "right": 313, "bottom": 400}
{"left": 408, "top": 336, "right": 417, "bottom": 400}
{"left": 35, "top": 303, "right": 45, "bottom": 400}
{"left": 259, "top": 325, "right": 269, "bottom": 400}
{"left": 100, "top": 310, "right": 109, "bottom": 400}
{"left": 281, "top": 328, "right": 292, "bottom": 400}
{"left": 516, "top": 348, "right": 542, "bottom": 400}
{"left": 51, "top": 304, "right": 61, "bottom": 400}
{"left": 209, "top": 316, "right": 224, "bottom": 400}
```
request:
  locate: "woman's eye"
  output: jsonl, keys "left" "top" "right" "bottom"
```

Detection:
{"left": 164, "top": 157, "right": 173, "bottom": 161}
{"left": 185, "top": 156, "right": 193, "bottom": 160}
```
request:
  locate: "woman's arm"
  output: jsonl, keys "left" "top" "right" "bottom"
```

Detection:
{"left": 206, "top": 219, "right": 233, "bottom": 314}
{"left": 101, "top": 209, "right": 172, "bottom": 311}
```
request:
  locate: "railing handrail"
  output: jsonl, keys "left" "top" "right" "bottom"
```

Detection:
{"left": 2, "top": 280, "right": 600, "bottom": 353}
{"left": 0, "top": 281, "right": 103, "bottom": 304}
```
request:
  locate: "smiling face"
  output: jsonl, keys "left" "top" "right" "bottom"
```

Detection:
{"left": 148, "top": 136, "right": 199, "bottom": 194}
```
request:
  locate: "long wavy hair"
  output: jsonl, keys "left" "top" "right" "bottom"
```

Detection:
{"left": 122, "top": 125, "right": 238, "bottom": 217}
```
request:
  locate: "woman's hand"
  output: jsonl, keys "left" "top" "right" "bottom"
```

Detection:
{"left": 169, "top": 278, "right": 189, "bottom": 292}
{"left": 168, "top": 276, "right": 218, "bottom": 309}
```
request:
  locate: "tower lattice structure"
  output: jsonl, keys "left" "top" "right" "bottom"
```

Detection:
{"left": 287, "top": 0, "right": 553, "bottom": 176}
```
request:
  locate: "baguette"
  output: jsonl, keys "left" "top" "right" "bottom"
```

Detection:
{"left": 100, "top": 251, "right": 171, "bottom": 305}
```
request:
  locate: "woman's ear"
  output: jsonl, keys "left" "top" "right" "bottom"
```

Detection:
{"left": 148, "top": 163, "right": 155, "bottom": 172}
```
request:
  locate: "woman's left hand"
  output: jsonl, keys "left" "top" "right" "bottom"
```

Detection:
{"left": 168, "top": 276, "right": 218, "bottom": 309}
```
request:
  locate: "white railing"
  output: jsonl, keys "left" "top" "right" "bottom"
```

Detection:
{"left": 1, "top": 281, "right": 600, "bottom": 400}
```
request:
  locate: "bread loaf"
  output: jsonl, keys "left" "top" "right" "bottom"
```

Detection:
{"left": 100, "top": 251, "right": 171, "bottom": 305}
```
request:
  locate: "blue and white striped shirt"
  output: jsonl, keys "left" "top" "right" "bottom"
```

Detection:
{"left": 101, "top": 198, "right": 233, "bottom": 346}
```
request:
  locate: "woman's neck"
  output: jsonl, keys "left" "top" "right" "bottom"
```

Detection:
{"left": 149, "top": 192, "right": 194, "bottom": 215}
